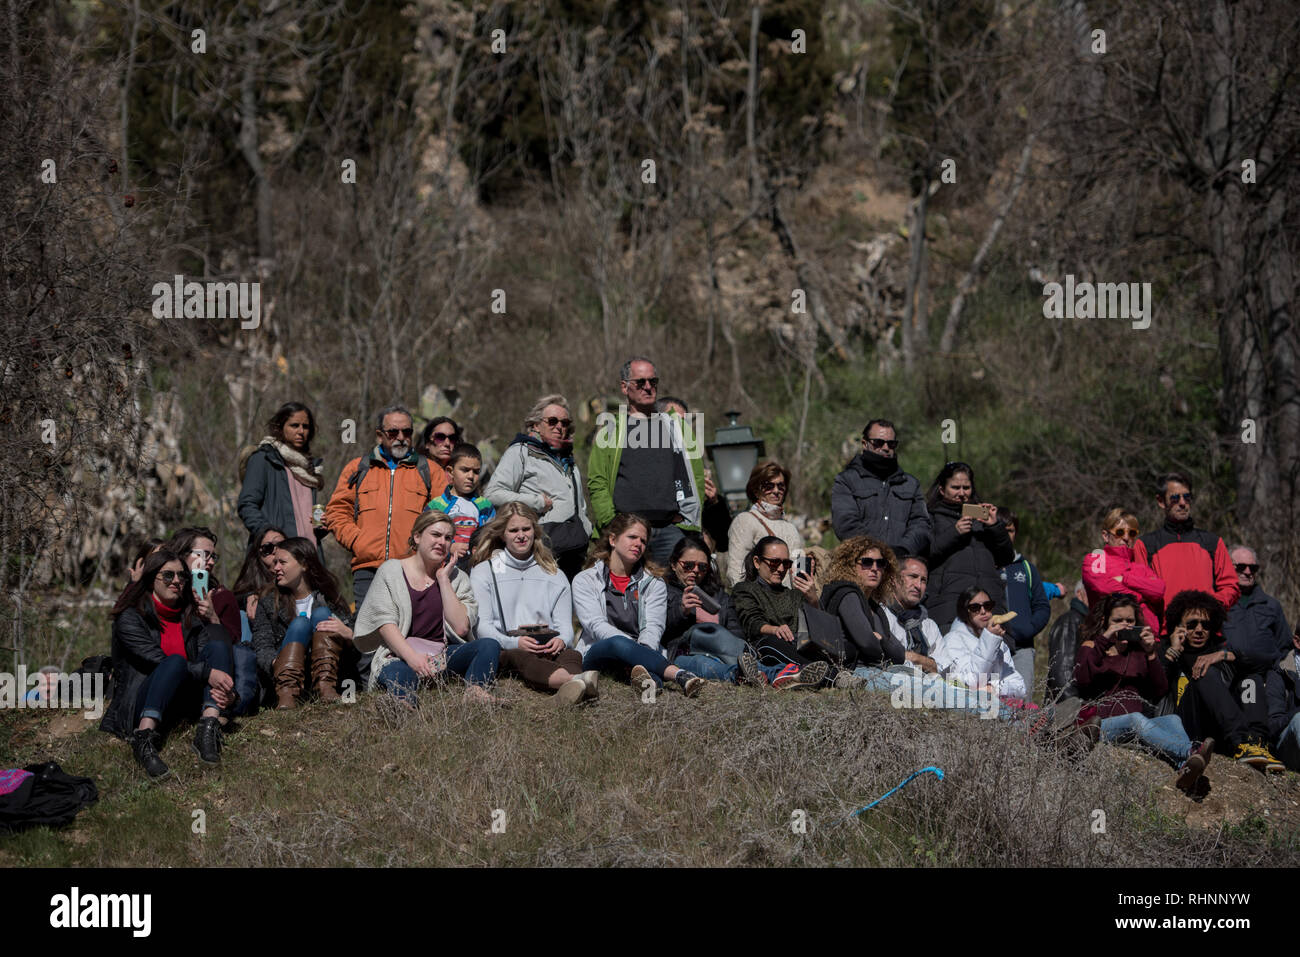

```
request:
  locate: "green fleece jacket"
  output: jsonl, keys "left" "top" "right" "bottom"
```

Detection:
{"left": 586, "top": 409, "right": 707, "bottom": 534}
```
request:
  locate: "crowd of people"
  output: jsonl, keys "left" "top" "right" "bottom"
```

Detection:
{"left": 100, "top": 356, "right": 1300, "bottom": 791}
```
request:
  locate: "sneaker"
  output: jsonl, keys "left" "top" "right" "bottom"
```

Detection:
{"left": 674, "top": 669, "right": 705, "bottom": 698}
{"left": 1234, "top": 742, "right": 1273, "bottom": 769}
{"left": 553, "top": 676, "right": 586, "bottom": 707}
{"left": 629, "top": 665, "right": 654, "bottom": 697}
{"left": 1176, "top": 737, "right": 1214, "bottom": 793}
{"left": 774, "top": 660, "right": 827, "bottom": 690}
{"left": 132, "top": 729, "right": 170, "bottom": 779}
{"left": 577, "top": 670, "right": 601, "bottom": 701}
{"left": 737, "top": 651, "right": 768, "bottom": 688}
{"left": 832, "top": 670, "right": 866, "bottom": 690}
{"left": 191, "top": 717, "right": 223, "bottom": 766}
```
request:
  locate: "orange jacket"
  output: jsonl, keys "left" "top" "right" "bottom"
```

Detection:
{"left": 325, "top": 449, "right": 448, "bottom": 571}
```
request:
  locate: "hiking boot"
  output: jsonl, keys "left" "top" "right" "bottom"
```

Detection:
{"left": 1234, "top": 742, "right": 1274, "bottom": 769}
{"left": 1066, "top": 714, "right": 1102, "bottom": 755}
{"left": 132, "top": 729, "right": 170, "bottom": 779}
{"left": 831, "top": 670, "right": 866, "bottom": 690}
{"left": 673, "top": 669, "right": 705, "bottom": 698}
{"left": 192, "top": 717, "right": 223, "bottom": 765}
{"left": 1176, "top": 737, "right": 1214, "bottom": 793}
{"left": 629, "top": 665, "right": 654, "bottom": 697}
{"left": 553, "top": 675, "right": 586, "bottom": 707}
{"left": 737, "top": 651, "right": 768, "bottom": 688}
{"left": 577, "top": 670, "right": 601, "bottom": 701}
{"left": 311, "top": 629, "right": 346, "bottom": 703}
{"left": 272, "top": 641, "right": 307, "bottom": 709}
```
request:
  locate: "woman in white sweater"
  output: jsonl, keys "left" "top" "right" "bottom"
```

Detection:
{"left": 573, "top": 513, "right": 706, "bottom": 697}
{"left": 726, "top": 461, "right": 805, "bottom": 586}
{"left": 932, "top": 585, "right": 1028, "bottom": 701}
{"left": 352, "top": 510, "right": 501, "bottom": 703}
{"left": 470, "top": 503, "right": 599, "bottom": 706}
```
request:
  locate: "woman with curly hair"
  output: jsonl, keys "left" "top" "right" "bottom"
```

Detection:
{"left": 820, "top": 536, "right": 908, "bottom": 677}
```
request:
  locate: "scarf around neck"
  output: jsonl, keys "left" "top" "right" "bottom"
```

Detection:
{"left": 261, "top": 435, "right": 322, "bottom": 489}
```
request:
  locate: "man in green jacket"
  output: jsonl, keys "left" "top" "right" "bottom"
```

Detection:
{"left": 587, "top": 356, "right": 707, "bottom": 565}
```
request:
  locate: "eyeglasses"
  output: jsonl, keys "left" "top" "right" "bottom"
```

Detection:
{"left": 158, "top": 571, "right": 186, "bottom": 584}
{"left": 1165, "top": 492, "right": 1193, "bottom": 504}
{"left": 382, "top": 428, "right": 414, "bottom": 439}
{"left": 1108, "top": 528, "right": 1139, "bottom": 540}
{"left": 676, "top": 560, "right": 708, "bottom": 573}
{"left": 758, "top": 557, "right": 793, "bottom": 572}
{"left": 1234, "top": 563, "right": 1259, "bottom": 574}
{"left": 857, "top": 556, "right": 887, "bottom": 569}
{"left": 967, "top": 600, "right": 996, "bottom": 613}
{"left": 543, "top": 416, "right": 574, "bottom": 431}
{"left": 1184, "top": 620, "right": 1211, "bottom": 632}
{"left": 258, "top": 542, "right": 283, "bottom": 556}
{"left": 189, "top": 548, "right": 218, "bottom": 563}
{"left": 626, "top": 377, "right": 659, "bottom": 390}
{"left": 761, "top": 481, "right": 787, "bottom": 492}
{"left": 866, "top": 438, "right": 898, "bottom": 450}
{"left": 430, "top": 431, "right": 456, "bottom": 443}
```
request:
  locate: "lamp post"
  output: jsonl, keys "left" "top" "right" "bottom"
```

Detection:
{"left": 706, "top": 411, "right": 765, "bottom": 514}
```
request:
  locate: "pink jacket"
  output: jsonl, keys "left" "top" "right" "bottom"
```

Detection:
{"left": 1081, "top": 545, "right": 1165, "bottom": 633}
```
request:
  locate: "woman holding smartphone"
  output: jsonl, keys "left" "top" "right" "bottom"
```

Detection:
{"left": 932, "top": 586, "right": 1026, "bottom": 700}
{"left": 573, "top": 513, "right": 706, "bottom": 697}
{"left": 470, "top": 502, "right": 599, "bottom": 705}
{"left": 924, "top": 462, "right": 1015, "bottom": 631}
{"left": 101, "top": 550, "right": 238, "bottom": 777}
{"left": 352, "top": 510, "right": 502, "bottom": 703}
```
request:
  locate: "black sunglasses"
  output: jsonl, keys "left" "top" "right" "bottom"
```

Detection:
{"left": 866, "top": 438, "right": 898, "bottom": 450}
{"left": 258, "top": 542, "right": 284, "bottom": 556}
{"left": 430, "top": 431, "right": 456, "bottom": 442}
{"left": 627, "top": 377, "right": 659, "bottom": 390}
{"left": 857, "top": 556, "right": 887, "bottom": 569}
{"left": 1234, "top": 563, "right": 1259, "bottom": 574}
{"left": 758, "top": 557, "right": 793, "bottom": 572}
{"left": 967, "top": 600, "right": 995, "bottom": 613}
{"left": 382, "top": 427, "right": 414, "bottom": 439}
{"left": 543, "top": 416, "right": 574, "bottom": 431}
{"left": 1165, "top": 492, "right": 1193, "bottom": 504}
{"left": 158, "top": 570, "right": 186, "bottom": 584}
{"left": 1184, "top": 620, "right": 1211, "bottom": 632}
{"left": 676, "top": 560, "right": 708, "bottom": 573}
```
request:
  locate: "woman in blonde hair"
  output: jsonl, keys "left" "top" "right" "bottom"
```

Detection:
{"left": 351, "top": 509, "right": 501, "bottom": 703}
{"left": 471, "top": 503, "right": 599, "bottom": 706}
{"left": 820, "top": 536, "right": 908, "bottom": 675}
{"left": 1082, "top": 507, "right": 1165, "bottom": 632}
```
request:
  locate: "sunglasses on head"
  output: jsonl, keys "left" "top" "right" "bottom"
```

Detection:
{"left": 1108, "top": 527, "right": 1139, "bottom": 540}
{"left": 758, "top": 557, "right": 793, "bottom": 572}
{"left": 866, "top": 437, "right": 898, "bottom": 450}
{"left": 856, "top": 556, "right": 887, "bottom": 569}
{"left": 258, "top": 541, "right": 283, "bottom": 556}
{"left": 1165, "top": 492, "right": 1193, "bottom": 504}
{"left": 543, "top": 416, "right": 573, "bottom": 431}
{"left": 382, "top": 427, "right": 414, "bottom": 439}
{"left": 1234, "top": 563, "right": 1259, "bottom": 574}
{"left": 967, "top": 600, "right": 995, "bottom": 613}
{"left": 627, "top": 377, "right": 659, "bottom": 390}
{"left": 676, "top": 560, "right": 708, "bottom": 573}
{"left": 158, "top": 570, "right": 186, "bottom": 584}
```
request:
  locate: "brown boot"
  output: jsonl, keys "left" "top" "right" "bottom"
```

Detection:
{"left": 311, "top": 630, "right": 345, "bottom": 703}
{"left": 273, "top": 642, "right": 307, "bottom": 709}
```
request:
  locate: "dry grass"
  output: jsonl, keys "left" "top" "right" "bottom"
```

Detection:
{"left": 2, "top": 678, "right": 1298, "bottom": 868}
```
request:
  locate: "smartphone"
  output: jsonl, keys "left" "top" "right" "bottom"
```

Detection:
{"left": 960, "top": 503, "right": 991, "bottom": 522}
{"left": 690, "top": 585, "right": 721, "bottom": 615}
{"left": 795, "top": 555, "right": 812, "bottom": 578}
{"left": 191, "top": 568, "right": 209, "bottom": 601}
{"left": 1116, "top": 626, "right": 1143, "bottom": 650}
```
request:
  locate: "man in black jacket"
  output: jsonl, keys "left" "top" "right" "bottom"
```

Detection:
{"left": 1045, "top": 581, "right": 1088, "bottom": 700}
{"left": 1223, "top": 545, "right": 1291, "bottom": 670}
{"left": 830, "top": 419, "right": 930, "bottom": 558}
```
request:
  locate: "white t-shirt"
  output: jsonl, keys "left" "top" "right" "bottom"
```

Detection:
{"left": 294, "top": 595, "right": 315, "bottom": 618}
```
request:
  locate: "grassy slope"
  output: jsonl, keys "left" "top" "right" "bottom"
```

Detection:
{"left": 3, "top": 676, "right": 1298, "bottom": 868}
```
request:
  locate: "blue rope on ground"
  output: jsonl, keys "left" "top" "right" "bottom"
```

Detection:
{"left": 850, "top": 766, "right": 944, "bottom": 816}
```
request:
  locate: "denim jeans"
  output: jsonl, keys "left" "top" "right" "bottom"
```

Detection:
{"left": 230, "top": 642, "right": 261, "bottom": 715}
{"left": 239, "top": 610, "right": 253, "bottom": 645}
{"left": 282, "top": 606, "right": 335, "bottom": 648}
{"left": 1275, "top": 713, "right": 1300, "bottom": 771}
{"left": 353, "top": 568, "right": 378, "bottom": 685}
{"left": 583, "top": 635, "right": 673, "bottom": 687}
{"left": 1100, "top": 711, "right": 1192, "bottom": 763}
{"left": 135, "top": 639, "right": 234, "bottom": 726}
{"left": 376, "top": 638, "right": 501, "bottom": 701}
{"left": 672, "top": 652, "right": 783, "bottom": 684}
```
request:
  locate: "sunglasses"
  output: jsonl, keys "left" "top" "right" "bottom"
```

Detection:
{"left": 627, "top": 377, "right": 659, "bottom": 390}
{"left": 1108, "top": 527, "right": 1139, "bottom": 540}
{"left": 430, "top": 431, "right": 456, "bottom": 443}
{"left": 382, "top": 428, "right": 415, "bottom": 439}
{"left": 258, "top": 542, "right": 284, "bottom": 556}
{"left": 866, "top": 438, "right": 898, "bottom": 450}
{"left": 761, "top": 481, "right": 787, "bottom": 492}
{"left": 158, "top": 570, "right": 186, "bottom": 584}
{"left": 1165, "top": 492, "right": 1193, "bottom": 504}
{"left": 758, "top": 557, "right": 794, "bottom": 572}
{"left": 1234, "top": 563, "right": 1259, "bottom": 574}
{"left": 676, "top": 560, "right": 708, "bottom": 573}
{"left": 189, "top": 548, "right": 218, "bottom": 564}
{"left": 967, "top": 600, "right": 996, "bottom": 613}
{"left": 543, "top": 416, "right": 574, "bottom": 431}
{"left": 1184, "top": 620, "right": 1211, "bottom": 632}
{"left": 856, "top": 556, "right": 887, "bottom": 569}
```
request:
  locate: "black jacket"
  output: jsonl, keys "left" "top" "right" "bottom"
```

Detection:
{"left": 237, "top": 444, "right": 326, "bottom": 559}
{"left": 100, "top": 603, "right": 227, "bottom": 739}
{"left": 830, "top": 454, "right": 930, "bottom": 558}
{"left": 663, "top": 579, "right": 744, "bottom": 659}
{"left": 1224, "top": 586, "right": 1291, "bottom": 672}
{"left": 820, "top": 579, "right": 905, "bottom": 667}
{"left": 1046, "top": 597, "right": 1088, "bottom": 699}
{"left": 1266, "top": 651, "right": 1299, "bottom": 745}
{"left": 924, "top": 501, "right": 1015, "bottom": 631}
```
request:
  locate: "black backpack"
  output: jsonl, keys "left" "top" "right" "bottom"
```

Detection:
{"left": 346, "top": 454, "right": 434, "bottom": 518}
{"left": 0, "top": 762, "right": 98, "bottom": 833}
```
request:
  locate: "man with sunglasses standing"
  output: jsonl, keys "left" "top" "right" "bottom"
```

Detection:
{"left": 831, "top": 419, "right": 930, "bottom": 559}
{"left": 587, "top": 356, "right": 707, "bottom": 566}
{"left": 1132, "top": 473, "right": 1239, "bottom": 625}
{"left": 325, "top": 405, "right": 447, "bottom": 629}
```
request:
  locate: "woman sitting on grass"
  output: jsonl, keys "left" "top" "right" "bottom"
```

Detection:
{"left": 1074, "top": 592, "right": 1212, "bottom": 792}
{"left": 573, "top": 513, "right": 706, "bottom": 698}
{"left": 730, "top": 536, "right": 853, "bottom": 690}
{"left": 352, "top": 509, "right": 501, "bottom": 704}
{"left": 819, "top": 536, "right": 908, "bottom": 687}
{"left": 101, "top": 549, "right": 238, "bottom": 778}
{"left": 932, "top": 586, "right": 1027, "bottom": 701}
{"left": 250, "top": 537, "right": 355, "bottom": 709}
{"left": 470, "top": 502, "right": 599, "bottom": 706}
{"left": 662, "top": 533, "right": 792, "bottom": 688}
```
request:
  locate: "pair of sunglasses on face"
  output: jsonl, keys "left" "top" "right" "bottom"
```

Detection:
{"left": 258, "top": 541, "right": 285, "bottom": 556}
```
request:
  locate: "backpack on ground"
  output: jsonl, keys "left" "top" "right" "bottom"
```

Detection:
{"left": 0, "top": 762, "right": 98, "bottom": 833}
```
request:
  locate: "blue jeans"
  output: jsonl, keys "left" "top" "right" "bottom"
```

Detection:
{"left": 135, "top": 638, "right": 234, "bottom": 726}
{"left": 376, "top": 639, "right": 502, "bottom": 701}
{"left": 239, "top": 610, "right": 253, "bottom": 645}
{"left": 583, "top": 635, "right": 673, "bottom": 687}
{"left": 230, "top": 643, "right": 260, "bottom": 716}
{"left": 1100, "top": 711, "right": 1192, "bottom": 763}
{"left": 282, "top": 606, "right": 335, "bottom": 648}
{"left": 1275, "top": 713, "right": 1300, "bottom": 771}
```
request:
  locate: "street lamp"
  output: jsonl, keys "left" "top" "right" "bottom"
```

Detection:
{"left": 706, "top": 411, "right": 766, "bottom": 514}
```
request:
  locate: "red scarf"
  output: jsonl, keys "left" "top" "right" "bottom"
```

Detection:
{"left": 154, "top": 596, "right": 187, "bottom": 659}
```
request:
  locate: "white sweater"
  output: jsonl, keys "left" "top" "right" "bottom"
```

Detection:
{"left": 470, "top": 550, "right": 574, "bottom": 650}
{"left": 571, "top": 560, "right": 667, "bottom": 656}
{"left": 932, "top": 618, "right": 1027, "bottom": 699}
{"left": 725, "top": 508, "right": 805, "bottom": 586}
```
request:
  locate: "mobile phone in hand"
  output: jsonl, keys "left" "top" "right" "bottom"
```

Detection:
{"left": 191, "top": 568, "right": 209, "bottom": 601}
{"left": 960, "top": 503, "right": 990, "bottom": 522}
{"left": 690, "top": 585, "right": 721, "bottom": 615}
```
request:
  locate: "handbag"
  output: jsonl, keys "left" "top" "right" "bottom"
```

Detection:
{"left": 795, "top": 605, "right": 857, "bottom": 668}
{"left": 540, "top": 467, "right": 589, "bottom": 553}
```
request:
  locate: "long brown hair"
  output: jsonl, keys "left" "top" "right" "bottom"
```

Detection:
{"left": 825, "top": 535, "right": 898, "bottom": 601}
{"left": 471, "top": 502, "right": 559, "bottom": 574}
{"left": 271, "top": 537, "right": 344, "bottom": 619}
{"left": 233, "top": 526, "right": 286, "bottom": 600}
{"left": 586, "top": 512, "right": 663, "bottom": 578}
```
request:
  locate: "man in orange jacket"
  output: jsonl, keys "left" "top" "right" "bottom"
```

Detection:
{"left": 325, "top": 405, "right": 448, "bottom": 617}
{"left": 1133, "top": 472, "right": 1239, "bottom": 628}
